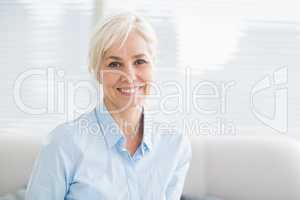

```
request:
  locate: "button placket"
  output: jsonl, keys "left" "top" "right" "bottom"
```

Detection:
{"left": 125, "top": 162, "right": 141, "bottom": 200}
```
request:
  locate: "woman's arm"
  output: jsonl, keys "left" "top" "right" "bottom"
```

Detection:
{"left": 25, "top": 125, "right": 78, "bottom": 200}
{"left": 165, "top": 135, "right": 192, "bottom": 200}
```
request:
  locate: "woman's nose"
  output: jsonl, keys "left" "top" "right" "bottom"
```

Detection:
{"left": 122, "top": 64, "right": 136, "bottom": 83}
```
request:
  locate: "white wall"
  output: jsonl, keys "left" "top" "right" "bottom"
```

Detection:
{"left": 0, "top": 0, "right": 299, "bottom": 140}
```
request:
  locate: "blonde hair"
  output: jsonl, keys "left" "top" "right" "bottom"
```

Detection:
{"left": 88, "top": 12, "right": 157, "bottom": 82}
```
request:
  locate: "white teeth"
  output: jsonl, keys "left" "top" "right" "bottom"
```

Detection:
{"left": 118, "top": 86, "right": 144, "bottom": 95}
{"left": 120, "top": 88, "right": 136, "bottom": 94}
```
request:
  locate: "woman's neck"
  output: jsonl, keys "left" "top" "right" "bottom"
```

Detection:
{"left": 103, "top": 98, "right": 143, "bottom": 138}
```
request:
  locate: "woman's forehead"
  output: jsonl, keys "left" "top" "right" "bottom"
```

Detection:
{"left": 104, "top": 32, "right": 151, "bottom": 59}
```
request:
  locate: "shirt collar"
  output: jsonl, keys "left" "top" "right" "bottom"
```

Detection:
{"left": 95, "top": 100, "right": 153, "bottom": 153}
{"left": 95, "top": 100, "right": 123, "bottom": 149}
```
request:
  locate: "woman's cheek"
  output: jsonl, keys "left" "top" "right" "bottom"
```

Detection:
{"left": 140, "top": 66, "right": 153, "bottom": 81}
{"left": 102, "top": 71, "right": 120, "bottom": 86}
{"left": 141, "top": 67, "right": 153, "bottom": 96}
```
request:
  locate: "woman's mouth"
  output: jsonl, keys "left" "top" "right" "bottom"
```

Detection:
{"left": 116, "top": 86, "right": 144, "bottom": 96}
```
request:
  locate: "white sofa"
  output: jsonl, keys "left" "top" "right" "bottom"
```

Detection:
{"left": 1, "top": 133, "right": 300, "bottom": 200}
{"left": 184, "top": 135, "right": 300, "bottom": 200}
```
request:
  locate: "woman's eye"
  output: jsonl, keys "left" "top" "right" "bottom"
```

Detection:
{"left": 134, "top": 59, "right": 147, "bottom": 65}
{"left": 108, "top": 62, "right": 121, "bottom": 68}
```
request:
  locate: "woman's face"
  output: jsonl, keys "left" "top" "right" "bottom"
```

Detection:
{"left": 100, "top": 31, "right": 153, "bottom": 111}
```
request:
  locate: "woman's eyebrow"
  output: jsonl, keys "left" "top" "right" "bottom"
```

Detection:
{"left": 107, "top": 56, "right": 122, "bottom": 60}
{"left": 106, "top": 54, "right": 147, "bottom": 60}
{"left": 132, "top": 53, "right": 147, "bottom": 59}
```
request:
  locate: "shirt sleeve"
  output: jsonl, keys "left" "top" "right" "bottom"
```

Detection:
{"left": 25, "top": 124, "right": 78, "bottom": 200}
{"left": 165, "top": 135, "right": 192, "bottom": 200}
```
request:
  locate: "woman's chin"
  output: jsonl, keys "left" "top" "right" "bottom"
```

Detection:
{"left": 115, "top": 97, "right": 145, "bottom": 111}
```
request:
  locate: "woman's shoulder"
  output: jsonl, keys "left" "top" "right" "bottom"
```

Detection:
{"left": 152, "top": 119, "right": 191, "bottom": 155}
{"left": 153, "top": 120, "right": 189, "bottom": 143}
{"left": 44, "top": 107, "right": 100, "bottom": 151}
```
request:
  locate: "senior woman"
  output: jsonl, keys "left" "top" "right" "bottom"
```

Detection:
{"left": 25, "top": 12, "right": 192, "bottom": 200}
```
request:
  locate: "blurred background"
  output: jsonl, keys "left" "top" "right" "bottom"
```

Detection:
{"left": 0, "top": 0, "right": 300, "bottom": 141}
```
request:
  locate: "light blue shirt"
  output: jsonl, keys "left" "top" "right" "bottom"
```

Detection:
{"left": 25, "top": 101, "right": 192, "bottom": 200}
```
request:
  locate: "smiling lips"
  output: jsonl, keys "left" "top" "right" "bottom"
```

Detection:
{"left": 117, "top": 86, "right": 145, "bottom": 96}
